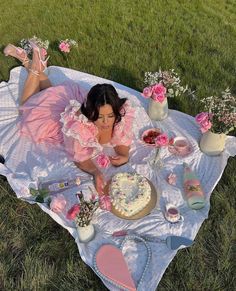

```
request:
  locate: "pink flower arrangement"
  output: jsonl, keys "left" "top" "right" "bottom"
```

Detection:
{"left": 96, "top": 153, "right": 110, "bottom": 168}
{"left": 196, "top": 88, "right": 236, "bottom": 134}
{"left": 66, "top": 191, "right": 99, "bottom": 227}
{"left": 50, "top": 194, "right": 67, "bottom": 213}
{"left": 142, "top": 83, "right": 167, "bottom": 103}
{"left": 59, "top": 39, "right": 78, "bottom": 54}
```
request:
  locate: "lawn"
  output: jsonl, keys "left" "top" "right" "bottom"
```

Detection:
{"left": 0, "top": 0, "right": 236, "bottom": 290}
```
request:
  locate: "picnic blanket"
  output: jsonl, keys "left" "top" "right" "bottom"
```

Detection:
{"left": 1, "top": 66, "right": 236, "bottom": 290}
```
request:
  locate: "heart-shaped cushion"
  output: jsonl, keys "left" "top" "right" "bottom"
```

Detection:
{"left": 94, "top": 244, "right": 136, "bottom": 291}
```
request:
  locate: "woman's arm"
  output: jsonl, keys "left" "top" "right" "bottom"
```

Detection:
{"left": 110, "top": 145, "right": 130, "bottom": 166}
{"left": 74, "top": 159, "right": 105, "bottom": 195}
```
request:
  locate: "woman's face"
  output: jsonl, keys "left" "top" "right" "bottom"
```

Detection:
{"left": 94, "top": 104, "right": 115, "bottom": 131}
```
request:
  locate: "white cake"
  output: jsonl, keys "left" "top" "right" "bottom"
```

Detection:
{"left": 110, "top": 172, "right": 151, "bottom": 217}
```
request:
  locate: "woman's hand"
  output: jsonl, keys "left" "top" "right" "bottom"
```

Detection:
{"left": 109, "top": 155, "right": 129, "bottom": 167}
{"left": 94, "top": 172, "right": 106, "bottom": 195}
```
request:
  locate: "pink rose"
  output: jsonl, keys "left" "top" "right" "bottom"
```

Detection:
{"left": 200, "top": 119, "right": 212, "bottom": 133}
{"left": 142, "top": 86, "right": 153, "bottom": 98}
{"left": 155, "top": 133, "right": 169, "bottom": 147}
{"left": 66, "top": 204, "right": 80, "bottom": 220}
{"left": 195, "top": 112, "right": 209, "bottom": 124}
{"left": 59, "top": 42, "right": 71, "bottom": 53}
{"left": 50, "top": 194, "right": 67, "bottom": 213}
{"left": 96, "top": 153, "right": 110, "bottom": 168}
{"left": 99, "top": 195, "right": 111, "bottom": 211}
{"left": 166, "top": 173, "right": 177, "bottom": 185}
{"left": 152, "top": 83, "right": 166, "bottom": 103}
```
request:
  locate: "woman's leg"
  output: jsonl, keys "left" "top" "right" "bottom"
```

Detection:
{"left": 23, "top": 63, "right": 51, "bottom": 91}
{"left": 20, "top": 49, "right": 41, "bottom": 106}
{"left": 39, "top": 72, "right": 52, "bottom": 90}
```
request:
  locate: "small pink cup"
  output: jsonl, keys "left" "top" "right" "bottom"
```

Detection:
{"left": 174, "top": 138, "right": 189, "bottom": 153}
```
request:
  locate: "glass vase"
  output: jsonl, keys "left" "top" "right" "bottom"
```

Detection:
{"left": 148, "top": 98, "right": 168, "bottom": 121}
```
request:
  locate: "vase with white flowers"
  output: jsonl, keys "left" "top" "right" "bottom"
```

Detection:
{"left": 195, "top": 88, "right": 236, "bottom": 155}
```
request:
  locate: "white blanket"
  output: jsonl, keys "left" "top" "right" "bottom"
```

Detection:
{"left": 1, "top": 66, "right": 236, "bottom": 291}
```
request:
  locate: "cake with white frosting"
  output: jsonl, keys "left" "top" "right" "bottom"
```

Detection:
{"left": 110, "top": 172, "right": 151, "bottom": 217}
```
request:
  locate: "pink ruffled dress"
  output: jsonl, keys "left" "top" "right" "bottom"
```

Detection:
{"left": 19, "top": 81, "right": 135, "bottom": 162}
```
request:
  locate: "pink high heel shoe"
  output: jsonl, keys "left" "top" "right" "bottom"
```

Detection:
{"left": 29, "top": 40, "right": 50, "bottom": 73}
{"left": 4, "top": 44, "right": 29, "bottom": 65}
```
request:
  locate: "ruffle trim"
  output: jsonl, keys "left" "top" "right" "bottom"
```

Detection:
{"left": 60, "top": 100, "right": 102, "bottom": 153}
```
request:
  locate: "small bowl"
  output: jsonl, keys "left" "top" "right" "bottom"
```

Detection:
{"left": 141, "top": 128, "right": 162, "bottom": 147}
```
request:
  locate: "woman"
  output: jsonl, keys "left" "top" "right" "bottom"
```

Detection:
{"left": 4, "top": 42, "right": 135, "bottom": 195}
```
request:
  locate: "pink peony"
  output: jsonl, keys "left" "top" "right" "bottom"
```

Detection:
{"left": 59, "top": 42, "right": 71, "bottom": 53}
{"left": 96, "top": 153, "right": 110, "bottom": 168}
{"left": 152, "top": 83, "right": 167, "bottom": 103}
{"left": 99, "top": 195, "right": 111, "bottom": 211}
{"left": 142, "top": 86, "right": 153, "bottom": 98}
{"left": 155, "top": 133, "right": 169, "bottom": 147}
{"left": 50, "top": 194, "right": 67, "bottom": 213}
{"left": 66, "top": 204, "right": 80, "bottom": 220}
{"left": 166, "top": 173, "right": 177, "bottom": 185}
{"left": 195, "top": 112, "right": 209, "bottom": 124}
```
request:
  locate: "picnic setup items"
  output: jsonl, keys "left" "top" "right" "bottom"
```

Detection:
{"left": 164, "top": 204, "right": 183, "bottom": 223}
{"left": 112, "top": 230, "right": 194, "bottom": 251}
{"left": 199, "top": 131, "right": 226, "bottom": 156}
{"left": 183, "top": 163, "right": 206, "bottom": 210}
{"left": 195, "top": 88, "right": 236, "bottom": 156}
{"left": 1, "top": 66, "right": 236, "bottom": 291}
{"left": 66, "top": 191, "right": 99, "bottom": 243}
{"left": 142, "top": 69, "right": 194, "bottom": 121}
{"left": 104, "top": 173, "right": 159, "bottom": 220}
{"left": 38, "top": 175, "right": 92, "bottom": 193}
{"left": 94, "top": 235, "right": 151, "bottom": 291}
{"left": 168, "top": 136, "right": 193, "bottom": 156}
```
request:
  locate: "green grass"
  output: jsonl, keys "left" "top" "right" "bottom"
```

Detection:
{"left": 0, "top": 0, "right": 236, "bottom": 290}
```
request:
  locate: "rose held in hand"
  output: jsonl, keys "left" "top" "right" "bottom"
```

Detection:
{"left": 96, "top": 153, "right": 110, "bottom": 168}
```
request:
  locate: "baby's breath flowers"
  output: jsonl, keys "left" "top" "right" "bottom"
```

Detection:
{"left": 196, "top": 88, "right": 236, "bottom": 134}
{"left": 20, "top": 36, "right": 49, "bottom": 57}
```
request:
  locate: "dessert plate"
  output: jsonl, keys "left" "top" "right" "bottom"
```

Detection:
{"left": 104, "top": 178, "right": 160, "bottom": 220}
{"left": 140, "top": 128, "right": 162, "bottom": 147}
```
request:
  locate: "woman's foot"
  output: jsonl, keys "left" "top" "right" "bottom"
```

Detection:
{"left": 4, "top": 44, "right": 30, "bottom": 66}
{"left": 29, "top": 40, "right": 49, "bottom": 73}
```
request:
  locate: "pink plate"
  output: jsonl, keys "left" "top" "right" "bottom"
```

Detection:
{"left": 140, "top": 128, "right": 162, "bottom": 147}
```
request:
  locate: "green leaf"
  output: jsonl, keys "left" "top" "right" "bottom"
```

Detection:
{"left": 35, "top": 195, "right": 44, "bottom": 203}
{"left": 29, "top": 188, "right": 39, "bottom": 196}
{"left": 38, "top": 188, "right": 49, "bottom": 198}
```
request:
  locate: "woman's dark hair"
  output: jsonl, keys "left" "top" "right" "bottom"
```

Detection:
{"left": 81, "top": 84, "right": 127, "bottom": 124}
